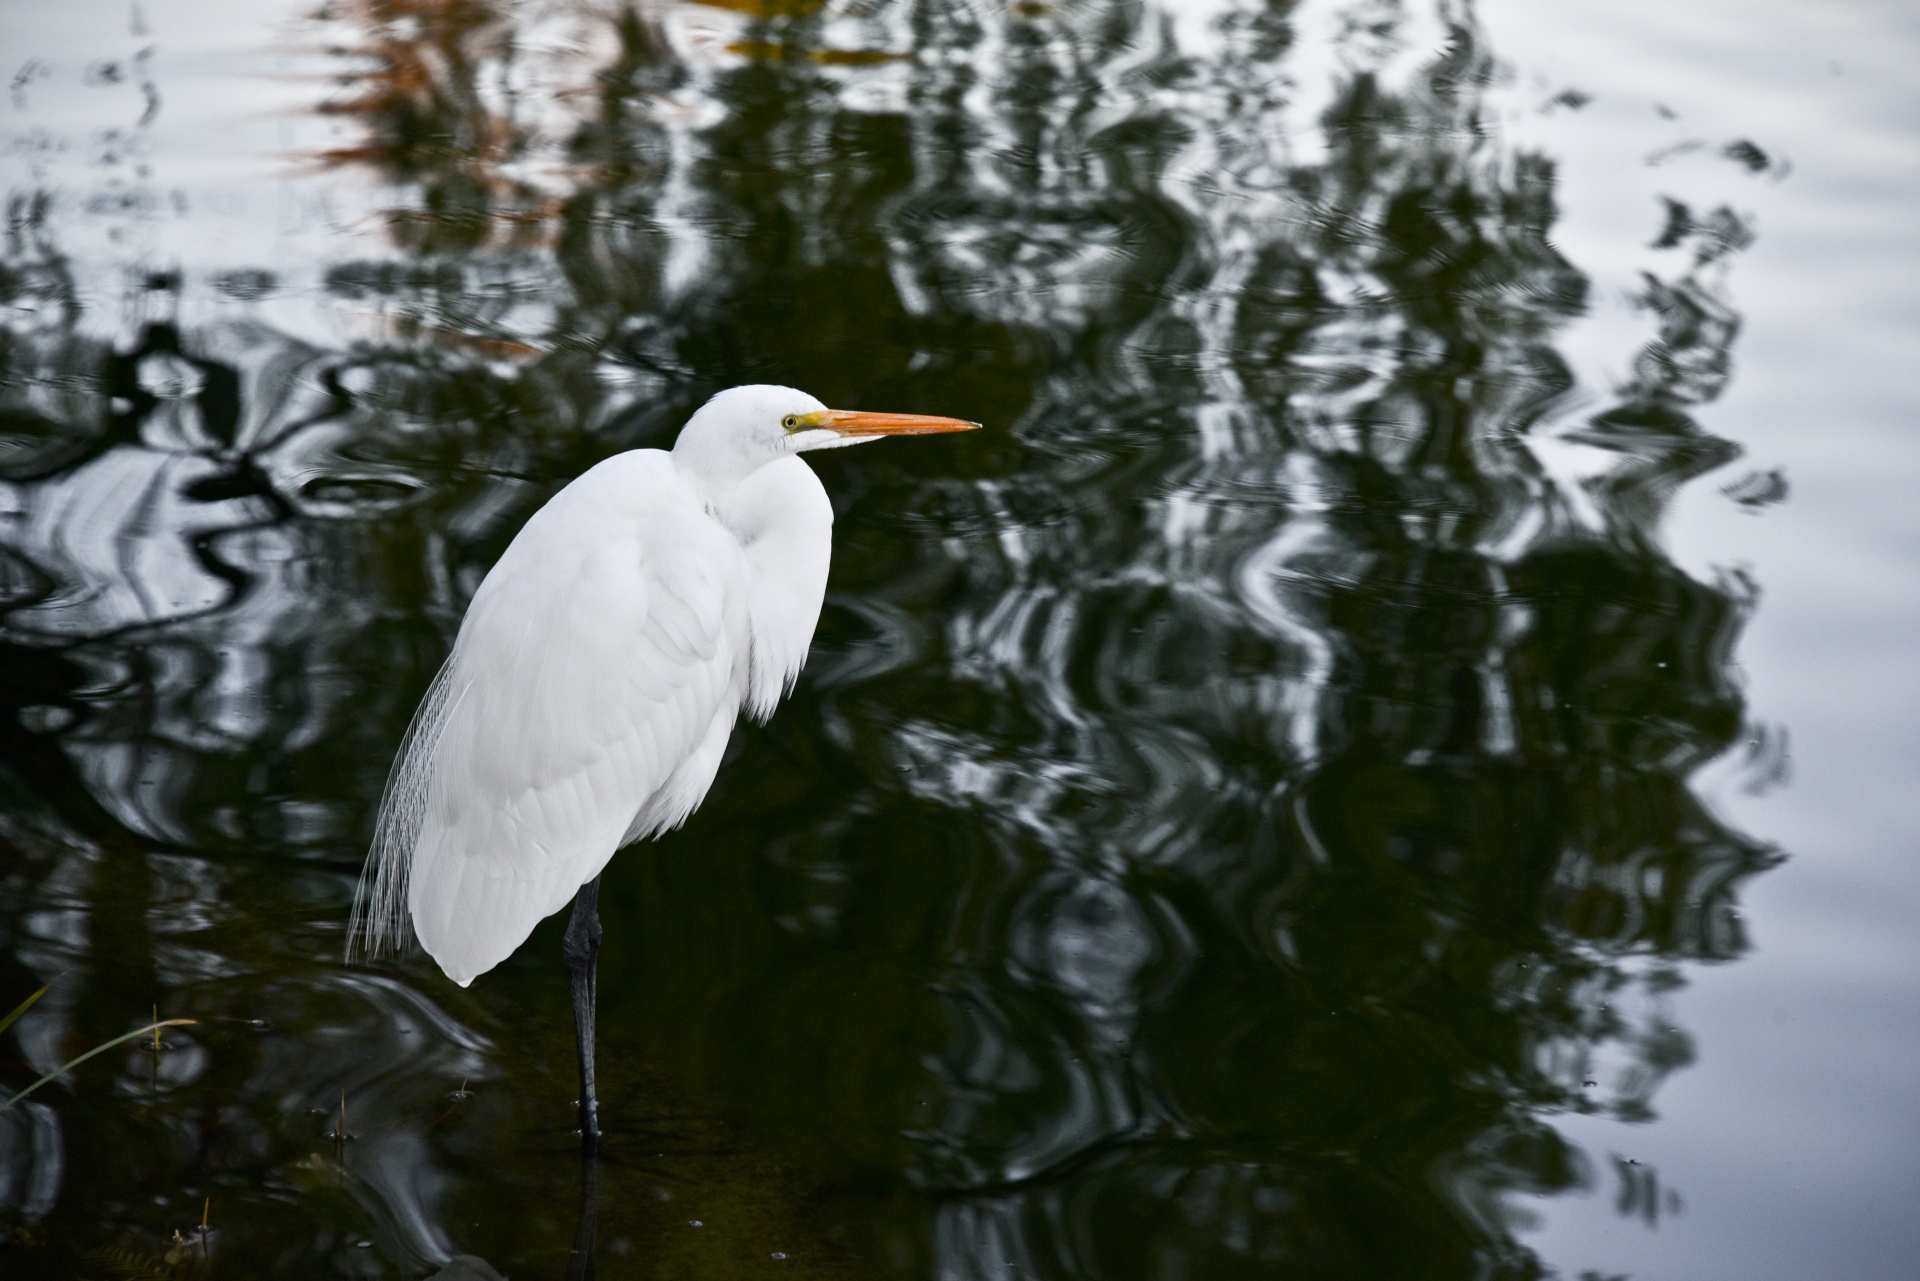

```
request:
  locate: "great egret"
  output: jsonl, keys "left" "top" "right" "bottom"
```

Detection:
{"left": 350, "top": 385, "right": 978, "bottom": 1148}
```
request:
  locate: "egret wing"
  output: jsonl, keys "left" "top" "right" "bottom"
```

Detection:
{"left": 357, "top": 451, "right": 751, "bottom": 985}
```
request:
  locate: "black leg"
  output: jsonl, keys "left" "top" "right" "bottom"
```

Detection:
{"left": 563, "top": 875, "right": 603, "bottom": 1152}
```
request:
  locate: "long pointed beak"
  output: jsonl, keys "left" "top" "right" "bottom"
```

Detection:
{"left": 820, "top": 409, "right": 981, "bottom": 438}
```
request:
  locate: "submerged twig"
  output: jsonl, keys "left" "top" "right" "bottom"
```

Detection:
{"left": 328, "top": 1088, "right": 359, "bottom": 1144}
{"left": 425, "top": 1078, "right": 474, "bottom": 1132}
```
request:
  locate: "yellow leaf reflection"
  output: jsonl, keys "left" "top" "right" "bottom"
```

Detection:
{"left": 725, "top": 39, "right": 905, "bottom": 64}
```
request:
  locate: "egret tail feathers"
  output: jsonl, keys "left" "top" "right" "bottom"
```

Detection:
{"left": 348, "top": 654, "right": 458, "bottom": 962}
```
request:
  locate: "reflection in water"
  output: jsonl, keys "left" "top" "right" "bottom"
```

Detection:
{"left": 0, "top": 0, "right": 1780, "bottom": 1276}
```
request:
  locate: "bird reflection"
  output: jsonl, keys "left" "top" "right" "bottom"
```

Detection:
{"left": 565, "top": 1155, "right": 598, "bottom": 1281}
{"left": 0, "top": 0, "right": 1782, "bottom": 1276}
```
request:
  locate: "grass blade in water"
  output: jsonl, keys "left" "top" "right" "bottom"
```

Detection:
{"left": 0, "top": 976, "right": 60, "bottom": 1038}
{"left": 0, "top": 1019, "right": 197, "bottom": 1111}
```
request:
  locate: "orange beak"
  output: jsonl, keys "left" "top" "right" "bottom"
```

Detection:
{"left": 818, "top": 409, "right": 981, "bottom": 438}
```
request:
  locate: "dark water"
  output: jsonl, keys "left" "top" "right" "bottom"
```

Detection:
{"left": 1, "top": 0, "right": 1913, "bottom": 1277}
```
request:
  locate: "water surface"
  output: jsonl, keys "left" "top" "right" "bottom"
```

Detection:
{"left": 2, "top": 1, "right": 1916, "bottom": 1277}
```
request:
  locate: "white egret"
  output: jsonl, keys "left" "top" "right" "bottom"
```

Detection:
{"left": 350, "top": 385, "right": 978, "bottom": 1148}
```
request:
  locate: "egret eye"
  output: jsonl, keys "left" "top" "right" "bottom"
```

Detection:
{"left": 782, "top": 414, "right": 800, "bottom": 430}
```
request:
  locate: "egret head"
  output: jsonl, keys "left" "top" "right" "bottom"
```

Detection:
{"left": 672, "top": 384, "right": 979, "bottom": 487}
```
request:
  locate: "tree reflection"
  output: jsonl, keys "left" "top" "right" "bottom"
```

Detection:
{"left": 0, "top": 0, "right": 1777, "bottom": 1276}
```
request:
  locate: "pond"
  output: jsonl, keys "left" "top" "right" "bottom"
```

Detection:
{"left": 2, "top": 0, "right": 1917, "bottom": 1277}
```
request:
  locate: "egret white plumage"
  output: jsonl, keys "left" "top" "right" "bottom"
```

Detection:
{"left": 349, "top": 385, "right": 978, "bottom": 1148}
